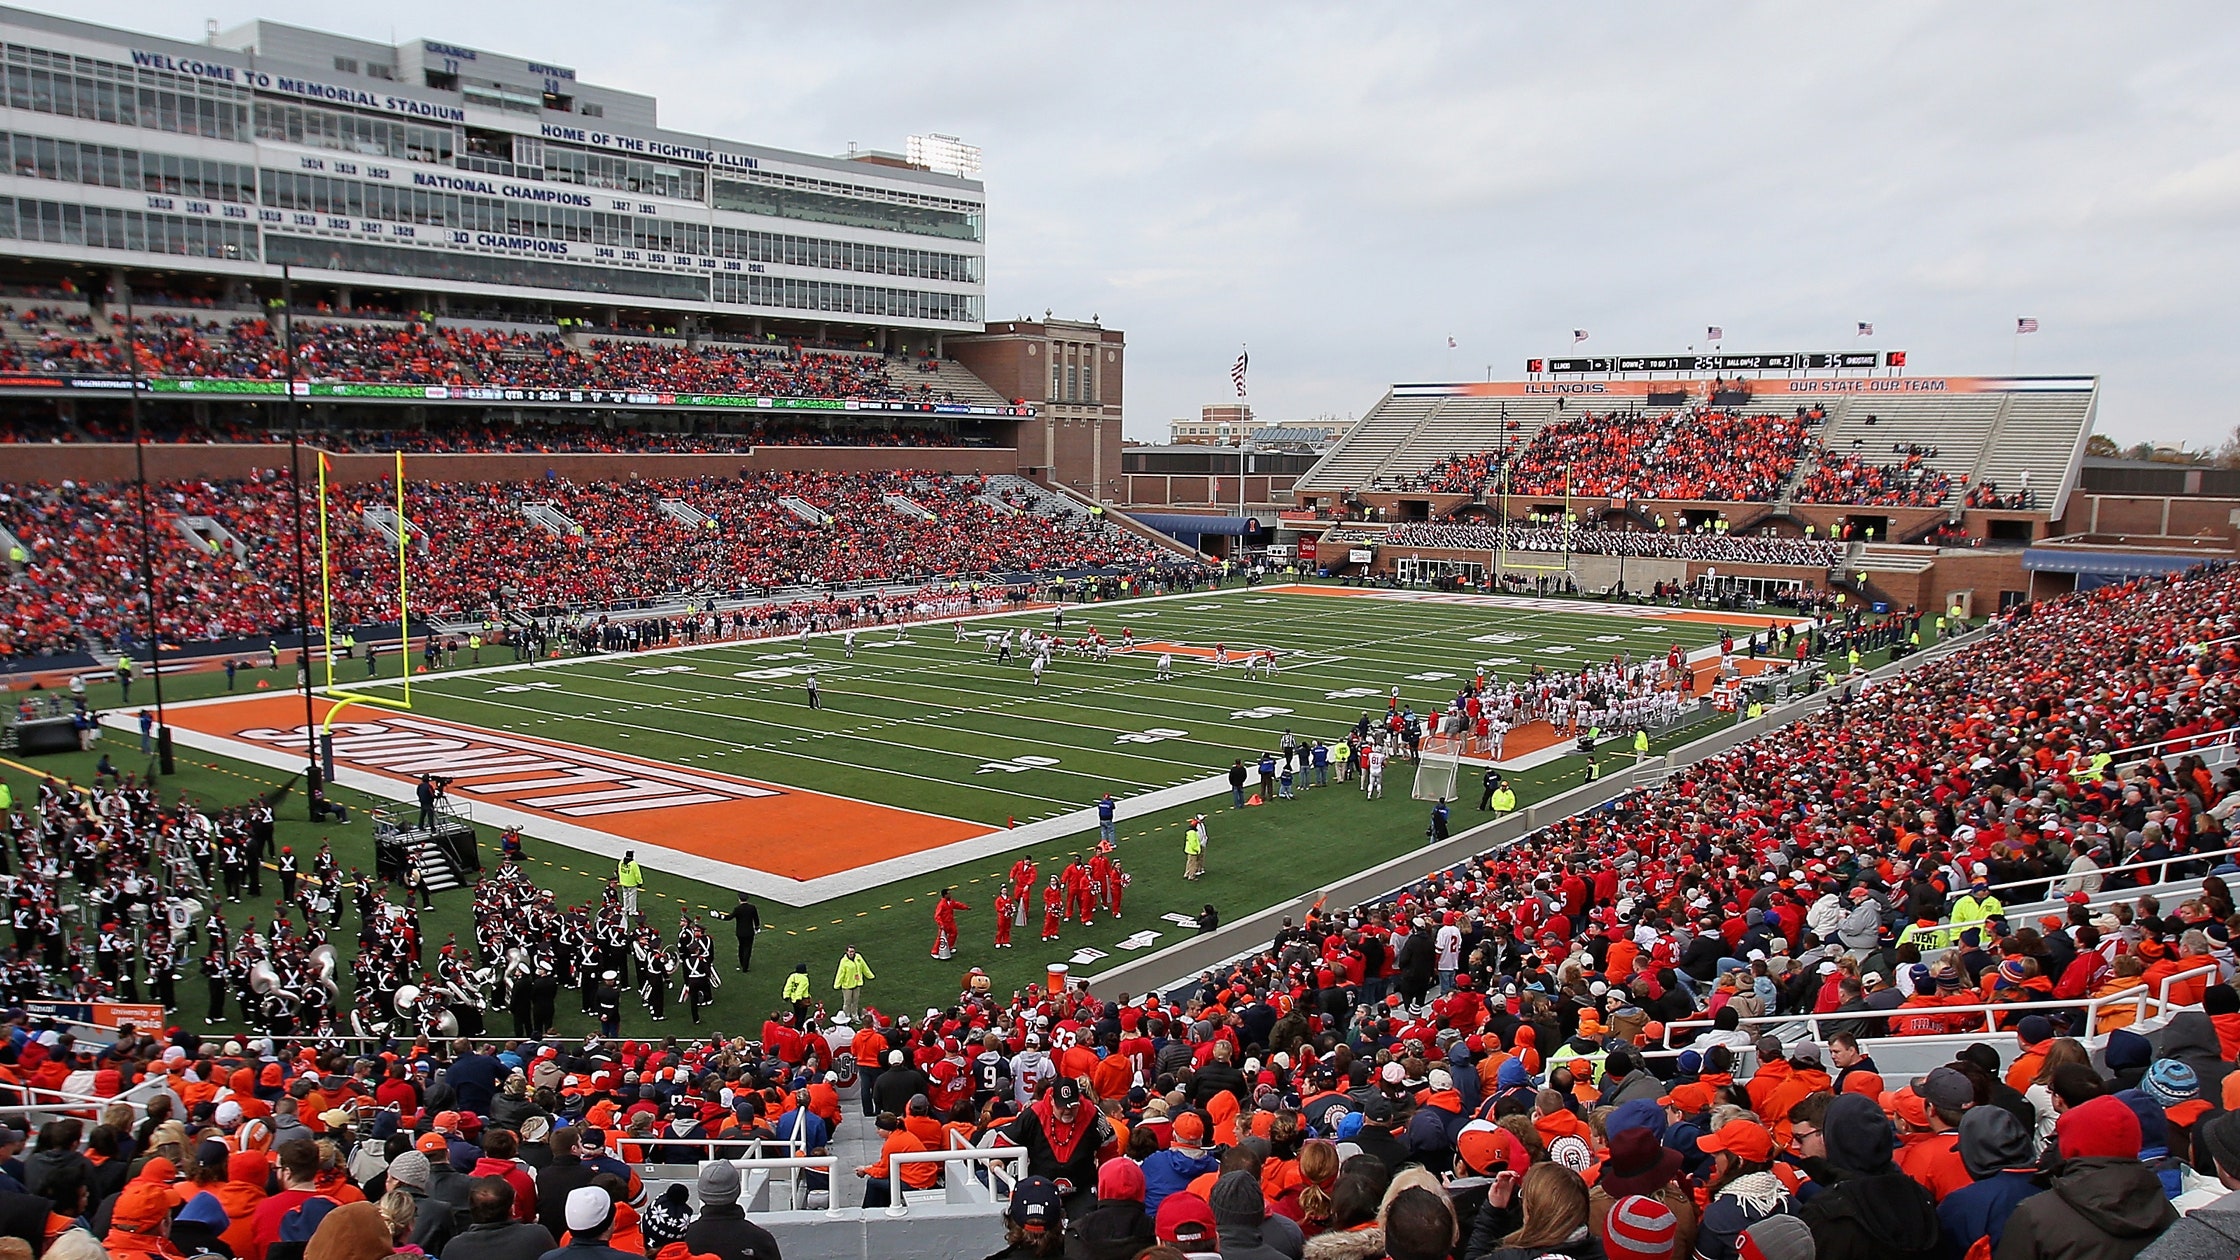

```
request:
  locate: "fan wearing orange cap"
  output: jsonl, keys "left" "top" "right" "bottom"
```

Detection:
{"left": 104, "top": 1182, "right": 184, "bottom": 1260}
{"left": 1692, "top": 1120, "right": 1793, "bottom": 1260}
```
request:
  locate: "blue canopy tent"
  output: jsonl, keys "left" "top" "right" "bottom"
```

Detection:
{"left": 1128, "top": 513, "right": 1259, "bottom": 551}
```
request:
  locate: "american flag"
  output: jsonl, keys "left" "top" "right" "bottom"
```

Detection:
{"left": 1707, "top": 326, "right": 1723, "bottom": 340}
{"left": 1856, "top": 322, "right": 1874, "bottom": 337}
{"left": 1572, "top": 329, "right": 1588, "bottom": 344}
{"left": 1230, "top": 351, "right": 1249, "bottom": 397}
{"left": 2016, "top": 317, "right": 2039, "bottom": 334}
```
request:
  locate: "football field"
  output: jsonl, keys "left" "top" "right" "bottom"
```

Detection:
{"left": 134, "top": 582, "right": 1801, "bottom": 1020}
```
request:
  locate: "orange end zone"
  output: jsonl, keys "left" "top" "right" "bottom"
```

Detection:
{"left": 1126, "top": 641, "right": 1267, "bottom": 661}
{"left": 162, "top": 695, "right": 984, "bottom": 881}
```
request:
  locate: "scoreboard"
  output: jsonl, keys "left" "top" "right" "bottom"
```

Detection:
{"left": 1527, "top": 351, "right": 1905, "bottom": 373}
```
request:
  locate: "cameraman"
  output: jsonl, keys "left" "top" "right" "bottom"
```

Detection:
{"left": 417, "top": 772, "right": 450, "bottom": 830}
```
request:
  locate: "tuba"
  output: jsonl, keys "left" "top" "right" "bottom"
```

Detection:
{"left": 308, "top": 943, "right": 341, "bottom": 1000}
{"left": 247, "top": 958, "right": 282, "bottom": 998}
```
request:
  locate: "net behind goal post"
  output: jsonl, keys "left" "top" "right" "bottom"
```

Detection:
{"left": 1413, "top": 733, "right": 1464, "bottom": 802}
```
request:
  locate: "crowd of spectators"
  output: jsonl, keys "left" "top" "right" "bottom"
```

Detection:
{"left": 1800, "top": 447, "right": 1957, "bottom": 508}
{"left": 1, "top": 562, "right": 2236, "bottom": 1260}
{"left": 0, "top": 471, "right": 1165, "bottom": 655}
{"left": 1968, "top": 480, "right": 2038, "bottom": 511}
{"left": 0, "top": 475, "right": 302, "bottom": 661}
{"left": 0, "top": 309, "right": 986, "bottom": 406}
{"left": 1383, "top": 523, "right": 1849, "bottom": 568}
{"left": 0, "top": 414, "right": 982, "bottom": 454}
{"left": 1411, "top": 410, "right": 1814, "bottom": 503}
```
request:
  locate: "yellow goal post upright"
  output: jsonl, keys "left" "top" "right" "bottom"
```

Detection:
{"left": 315, "top": 450, "right": 415, "bottom": 761}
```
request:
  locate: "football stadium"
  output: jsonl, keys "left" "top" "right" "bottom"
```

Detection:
{"left": 0, "top": 4, "right": 2236, "bottom": 1258}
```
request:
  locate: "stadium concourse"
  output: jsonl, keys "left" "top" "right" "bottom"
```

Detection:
{"left": 0, "top": 555, "right": 2233, "bottom": 1250}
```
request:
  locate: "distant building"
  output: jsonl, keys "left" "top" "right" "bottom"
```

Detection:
{"left": 1171, "top": 404, "right": 1255, "bottom": 445}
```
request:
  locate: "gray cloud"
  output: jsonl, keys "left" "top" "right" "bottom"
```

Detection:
{"left": 59, "top": 0, "right": 2240, "bottom": 447}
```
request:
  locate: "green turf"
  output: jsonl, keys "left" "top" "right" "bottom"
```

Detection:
{"left": 2, "top": 583, "right": 1844, "bottom": 1037}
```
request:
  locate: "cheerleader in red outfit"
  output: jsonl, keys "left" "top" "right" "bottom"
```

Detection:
{"left": 1041, "top": 877, "right": 1064, "bottom": 942}
{"left": 993, "top": 890, "right": 1015, "bottom": 948}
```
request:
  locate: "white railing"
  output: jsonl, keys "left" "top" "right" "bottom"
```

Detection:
{"left": 711, "top": 1155, "right": 844, "bottom": 1218}
{"left": 879, "top": 1146, "right": 1025, "bottom": 1218}
{"left": 1659, "top": 962, "right": 2220, "bottom": 1050}
{"left": 1924, "top": 841, "right": 2240, "bottom": 920}
{"left": 2104, "top": 726, "right": 2240, "bottom": 766}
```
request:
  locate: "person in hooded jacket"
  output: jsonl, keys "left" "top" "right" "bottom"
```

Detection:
{"left": 1937, "top": 1105, "right": 2045, "bottom": 1260}
{"left": 1403, "top": 1069, "right": 1467, "bottom": 1170}
{"left": 1994, "top": 1094, "right": 2176, "bottom": 1260}
{"left": 1209, "top": 1170, "right": 1291, "bottom": 1260}
{"left": 1797, "top": 1093, "right": 1942, "bottom": 1260}
{"left": 1141, "top": 1112, "right": 1220, "bottom": 1214}
{"left": 1597, "top": 1048, "right": 1665, "bottom": 1110}
{"left": 1062, "top": 1158, "right": 1152, "bottom": 1260}
{"left": 173, "top": 1191, "right": 237, "bottom": 1258}
{"left": 2100, "top": 1031, "right": 2152, "bottom": 1094}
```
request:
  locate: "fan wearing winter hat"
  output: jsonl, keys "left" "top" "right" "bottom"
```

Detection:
{"left": 1603, "top": 1195, "right": 1680, "bottom": 1260}
{"left": 1997, "top": 1095, "right": 2175, "bottom": 1260}
{"left": 548, "top": 1185, "right": 635, "bottom": 1260}
{"left": 1590, "top": 1100, "right": 1697, "bottom": 1260}
{"left": 2140, "top": 1057, "right": 2214, "bottom": 1163}
{"left": 679, "top": 1159, "right": 779, "bottom": 1260}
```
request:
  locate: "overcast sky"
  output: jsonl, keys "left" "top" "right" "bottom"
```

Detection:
{"left": 57, "top": 1, "right": 2240, "bottom": 447}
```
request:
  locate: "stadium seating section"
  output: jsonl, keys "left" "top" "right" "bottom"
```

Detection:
{"left": 0, "top": 472, "right": 1161, "bottom": 658}
{"left": 1298, "top": 386, "right": 2095, "bottom": 514}
{"left": 1409, "top": 409, "right": 1813, "bottom": 502}
{"left": 0, "top": 301, "right": 1016, "bottom": 451}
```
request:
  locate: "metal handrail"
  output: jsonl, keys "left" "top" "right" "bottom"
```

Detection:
{"left": 1657, "top": 963, "right": 2220, "bottom": 1050}
{"left": 708, "top": 1155, "right": 845, "bottom": 1219}
{"left": 881, "top": 1146, "right": 1025, "bottom": 1218}
{"left": 1971, "top": 842, "right": 2240, "bottom": 902}
{"left": 2103, "top": 726, "right": 2240, "bottom": 765}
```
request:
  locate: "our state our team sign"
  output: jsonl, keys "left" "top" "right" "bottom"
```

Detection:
{"left": 159, "top": 696, "right": 984, "bottom": 888}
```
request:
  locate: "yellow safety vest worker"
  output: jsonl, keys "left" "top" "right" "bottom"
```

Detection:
{"left": 617, "top": 858, "right": 644, "bottom": 889}
{"left": 833, "top": 953, "right": 875, "bottom": 991}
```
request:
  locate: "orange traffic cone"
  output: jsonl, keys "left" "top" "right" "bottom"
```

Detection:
{"left": 254, "top": 679, "right": 270, "bottom": 689}
{"left": 1246, "top": 794, "right": 1264, "bottom": 806}
{"left": 415, "top": 664, "right": 429, "bottom": 674}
